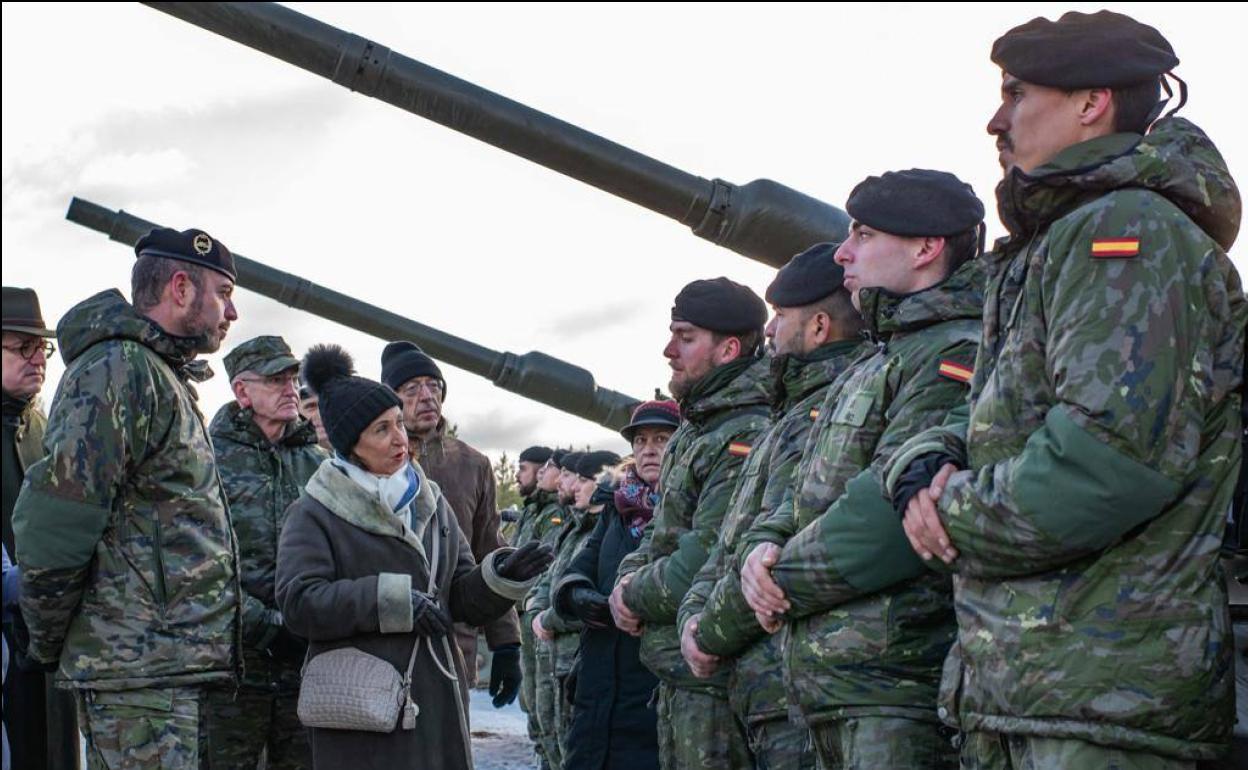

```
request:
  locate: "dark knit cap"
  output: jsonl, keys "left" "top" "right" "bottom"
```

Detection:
{"left": 302, "top": 344, "right": 401, "bottom": 458}
{"left": 381, "top": 341, "right": 447, "bottom": 401}
{"left": 765, "top": 242, "right": 846, "bottom": 308}
{"left": 846, "top": 169, "right": 984, "bottom": 238}
{"left": 620, "top": 399, "right": 682, "bottom": 443}
{"left": 519, "top": 446, "right": 554, "bottom": 465}
{"left": 575, "top": 451, "right": 622, "bottom": 480}
{"left": 134, "top": 227, "right": 236, "bottom": 281}
{"left": 671, "top": 277, "right": 767, "bottom": 335}
{"left": 992, "top": 10, "right": 1177, "bottom": 89}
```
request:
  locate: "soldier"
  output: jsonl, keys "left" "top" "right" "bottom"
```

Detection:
{"left": 201, "top": 335, "right": 327, "bottom": 770}
{"left": 501, "top": 447, "right": 548, "bottom": 544}
{"left": 891, "top": 10, "right": 1246, "bottom": 768}
{"left": 1, "top": 287, "right": 80, "bottom": 770}
{"left": 529, "top": 450, "right": 621, "bottom": 768}
{"left": 381, "top": 341, "right": 523, "bottom": 708}
{"left": 610, "top": 277, "right": 773, "bottom": 769}
{"left": 12, "top": 227, "right": 242, "bottom": 768}
{"left": 700, "top": 170, "right": 985, "bottom": 769}
{"left": 676, "top": 244, "right": 865, "bottom": 770}
{"left": 298, "top": 381, "right": 330, "bottom": 451}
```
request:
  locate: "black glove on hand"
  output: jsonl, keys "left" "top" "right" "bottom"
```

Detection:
{"left": 891, "top": 452, "right": 960, "bottom": 518}
{"left": 496, "top": 541, "right": 554, "bottom": 582}
{"left": 488, "top": 644, "right": 522, "bottom": 708}
{"left": 568, "top": 587, "right": 611, "bottom": 629}
{"left": 410, "top": 590, "right": 453, "bottom": 637}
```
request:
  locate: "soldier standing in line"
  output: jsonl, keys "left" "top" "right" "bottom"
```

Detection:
{"left": 13, "top": 227, "right": 243, "bottom": 768}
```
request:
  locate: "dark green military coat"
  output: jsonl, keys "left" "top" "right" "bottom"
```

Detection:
{"left": 13, "top": 289, "right": 241, "bottom": 690}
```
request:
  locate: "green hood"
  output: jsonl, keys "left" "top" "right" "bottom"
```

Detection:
{"left": 681, "top": 355, "right": 774, "bottom": 425}
{"left": 57, "top": 289, "right": 212, "bottom": 383}
{"left": 857, "top": 257, "right": 986, "bottom": 341}
{"left": 209, "top": 401, "right": 320, "bottom": 451}
{"left": 997, "top": 117, "right": 1241, "bottom": 251}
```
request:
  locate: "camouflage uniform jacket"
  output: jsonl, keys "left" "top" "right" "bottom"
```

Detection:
{"left": 514, "top": 490, "right": 565, "bottom": 611}
{"left": 526, "top": 503, "right": 601, "bottom": 676}
{"left": 699, "top": 259, "right": 983, "bottom": 727}
{"left": 617, "top": 355, "right": 773, "bottom": 693}
{"left": 882, "top": 118, "right": 1246, "bottom": 760}
{"left": 678, "top": 339, "right": 864, "bottom": 725}
{"left": 209, "top": 401, "right": 325, "bottom": 685}
{"left": 12, "top": 289, "right": 241, "bottom": 690}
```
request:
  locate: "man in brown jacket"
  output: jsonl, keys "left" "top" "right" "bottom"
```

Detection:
{"left": 382, "top": 341, "right": 524, "bottom": 708}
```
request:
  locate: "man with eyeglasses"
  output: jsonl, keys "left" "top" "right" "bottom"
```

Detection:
{"left": 1, "top": 286, "right": 80, "bottom": 770}
{"left": 381, "top": 341, "right": 523, "bottom": 713}
{"left": 202, "top": 335, "right": 327, "bottom": 770}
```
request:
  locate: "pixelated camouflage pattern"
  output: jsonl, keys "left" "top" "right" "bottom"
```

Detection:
{"left": 680, "top": 339, "right": 863, "bottom": 729}
{"left": 810, "top": 716, "right": 957, "bottom": 770}
{"left": 209, "top": 401, "right": 324, "bottom": 685}
{"left": 12, "top": 289, "right": 240, "bottom": 691}
{"left": 616, "top": 355, "right": 773, "bottom": 693}
{"left": 958, "top": 730, "right": 1195, "bottom": 770}
{"left": 528, "top": 505, "right": 601, "bottom": 675}
{"left": 199, "top": 685, "right": 310, "bottom": 770}
{"left": 711, "top": 259, "right": 983, "bottom": 729}
{"left": 655, "top": 682, "right": 754, "bottom": 770}
{"left": 918, "top": 119, "right": 1244, "bottom": 760}
{"left": 77, "top": 685, "right": 201, "bottom": 770}
{"left": 514, "top": 488, "right": 565, "bottom": 762}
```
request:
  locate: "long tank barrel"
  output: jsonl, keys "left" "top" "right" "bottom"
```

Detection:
{"left": 66, "top": 197, "right": 642, "bottom": 431}
{"left": 142, "top": 2, "right": 849, "bottom": 268}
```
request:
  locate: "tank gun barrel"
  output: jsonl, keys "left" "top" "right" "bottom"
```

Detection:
{"left": 142, "top": 1, "right": 849, "bottom": 268}
{"left": 66, "top": 196, "right": 642, "bottom": 431}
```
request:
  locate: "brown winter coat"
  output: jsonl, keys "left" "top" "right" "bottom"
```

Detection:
{"left": 276, "top": 459, "right": 536, "bottom": 770}
{"left": 413, "top": 419, "right": 521, "bottom": 677}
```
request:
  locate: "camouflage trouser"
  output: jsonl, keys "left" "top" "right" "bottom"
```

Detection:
{"left": 810, "top": 716, "right": 957, "bottom": 770}
{"left": 519, "top": 623, "right": 550, "bottom": 765}
{"left": 200, "top": 685, "right": 310, "bottom": 770}
{"left": 959, "top": 732, "right": 1195, "bottom": 770}
{"left": 533, "top": 644, "right": 564, "bottom": 768}
{"left": 76, "top": 686, "right": 200, "bottom": 770}
{"left": 746, "top": 717, "right": 816, "bottom": 770}
{"left": 655, "top": 684, "right": 753, "bottom": 769}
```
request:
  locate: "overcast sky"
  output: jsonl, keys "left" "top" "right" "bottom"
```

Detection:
{"left": 3, "top": 2, "right": 1244, "bottom": 463}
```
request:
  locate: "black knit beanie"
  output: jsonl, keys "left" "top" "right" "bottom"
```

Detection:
{"left": 381, "top": 341, "right": 447, "bottom": 401}
{"left": 303, "top": 344, "right": 402, "bottom": 458}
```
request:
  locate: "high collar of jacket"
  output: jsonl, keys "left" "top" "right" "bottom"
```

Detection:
{"left": 209, "top": 400, "right": 320, "bottom": 450}
{"left": 57, "top": 289, "right": 212, "bottom": 384}
{"left": 304, "top": 459, "right": 438, "bottom": 552}
{"left": 2, "top": 392, "right": 32, "bottom": 424}
{"left": 770, "top": 338, "right": 863, "bottom": 412}
{"left": 996, "top": 117, "right": 1240, "bottom": 251}
{"left": 856, "top": 257, "right": 986, "bottom": 343}
{"left": 680, "top": 355, "right": 774, "bottom": 426}
{"left": 409, "top": 416, "right": 450, "bottom": 463}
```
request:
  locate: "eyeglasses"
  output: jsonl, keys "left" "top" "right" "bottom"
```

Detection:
{"left": 238, "top": 371, "right": 300, "bottom": 389}
{"left": 399, "top": 379, "right": 444, "bottom": 398}
{"left": 2, "top": 339, "right": 55, "bottom": 361}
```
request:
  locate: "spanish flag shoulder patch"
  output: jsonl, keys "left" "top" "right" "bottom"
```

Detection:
{"left": 809, "top": 408, "right": 820, "bottom": 421}
{"left": 938, "top": 360, "right": 973, "bottom": 384}
{"left": 1090, "top": 237, "right": 1140, "bottom": 259}
{"left": 550, "top": 517, "right": 562, "bottom": 525}
{"left": 728, "top": 441, "right": 752, "bottom": 457}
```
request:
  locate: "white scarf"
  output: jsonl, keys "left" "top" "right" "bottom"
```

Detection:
{"left": 331, "top": 455, "right": 421, "bottom": 522}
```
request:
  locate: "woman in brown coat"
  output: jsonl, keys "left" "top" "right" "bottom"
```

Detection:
{"left": 276, "top": 345, "right": 552, "bottom": 770}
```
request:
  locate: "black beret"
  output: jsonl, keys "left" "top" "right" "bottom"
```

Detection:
{"left": 575, "top": 451, "right": 621, "bottom": 480}
{"left": 551, "top": 448, "right": 568, "bottom": 467}
{"left": 992, "top": 11, "right": 1177, "bottom": 90}
{"left": 765, "top": 242, "right": 846, "bottom": 308}
{"left": 671, "top": 277, "right": 767, "bottom": 334}
{"left": 846, "top": 169, "right": 984, "bottom": 238}
{"left": 519, "top": 446, "right": 554, "bottom": 464}
{"left": 134, "top": 227, "right": 236, "bottom": 281}
{"left": 381, "top": 341, "right": 447, "bottom": 400}
{"left": 558, "top": 451, "right": 584, "bottom": 472}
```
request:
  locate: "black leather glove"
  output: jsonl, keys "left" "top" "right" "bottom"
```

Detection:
{"left": 410, "top": 590, "right": 453, "bottom": 637}
{"left": 891, "top": 452, "right": 960, "bottom": 518}
{"left": 269, "top": 626, "right": 309, "bottom": 663}
{"left": 568, "top": 587, "right": 611, "bottom": 629}
{"left": 488, "top": 644, "right": 522, "bottom": 707}
{"left": 495, "top": 542, "right": 554, "bottom": 582}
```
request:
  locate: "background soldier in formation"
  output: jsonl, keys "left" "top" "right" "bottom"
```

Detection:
{"left": 201, "top": 335, "right": 327, "bottom": 769}
{"left": 12, "top": 228, "right": 242, "bottom": 768}
{"left": 611, "top": 278, "right": 773, "bottom": 769}
{"left": 894, "top": 10, "right": 1246, "bottom": 768}
{"left": 677, "top": 244, "right": 865, "bottom": 770}
{"left": 1, "top": 287, "right": 80, "bottom": 770}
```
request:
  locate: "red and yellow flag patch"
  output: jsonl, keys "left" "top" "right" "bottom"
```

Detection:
{"left": 809, "top": 408, "right": 820, "bottom": 421}
{"left": 728, "top": 441, "right": 752, "bottom": 457}
{"left": 938, "top": 360, "right": 973, "bottom": 384}
{"left": 1090, "top": 238, "right": 1140, "bottom": 259}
